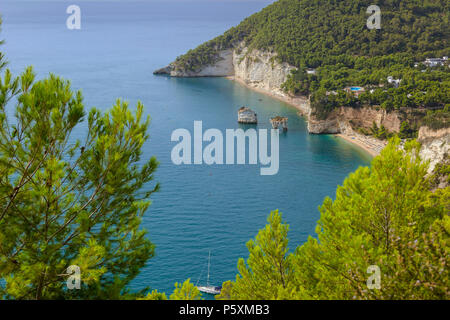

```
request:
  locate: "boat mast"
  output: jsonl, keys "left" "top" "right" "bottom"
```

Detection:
{"left": 207, "top": 250, "right": 211, "bottom": 287}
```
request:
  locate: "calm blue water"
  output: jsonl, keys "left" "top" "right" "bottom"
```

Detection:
{"left": 0, "top": 0, "right": 372, "bottom": 296}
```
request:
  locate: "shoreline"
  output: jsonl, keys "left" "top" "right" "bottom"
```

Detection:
{"left": 226, "top": 76, "right": 310, "bottom": 116}
{"left": 335, "top": 134, "right": 381, "bottom": 157}
{"left": 226, "top": 76, "right": 383, "bottom": 157}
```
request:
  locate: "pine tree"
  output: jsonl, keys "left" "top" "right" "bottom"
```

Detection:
{"left": 216, "top": 210, "right": 301, "bottom": 300}
{"left": 0, "top": 67, "right": 159, "bottom": 299}
{"left": 295, "top": 138, "right": 448, "bottom": 299}
{"left": 170, "top": 279, "right": 202, "bottom": 300}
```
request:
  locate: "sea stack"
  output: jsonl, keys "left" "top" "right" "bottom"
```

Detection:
{"left": 238, "top": 107, "right": 257, "bottom": 124}
{"left": 270, "top": 116, "right": 288, "bottom": 131}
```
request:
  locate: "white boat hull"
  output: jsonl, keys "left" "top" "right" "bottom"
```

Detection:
{"left": 197, "top": 286, "right": 221, "bottom": 295}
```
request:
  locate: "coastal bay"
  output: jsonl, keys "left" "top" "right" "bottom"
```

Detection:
{"left": 0, "top": 0, "right": 372, "bottom": 294}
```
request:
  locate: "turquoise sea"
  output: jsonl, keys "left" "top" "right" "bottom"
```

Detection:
{"left": 0, "top": 0, "right": 372, "bottom": 295}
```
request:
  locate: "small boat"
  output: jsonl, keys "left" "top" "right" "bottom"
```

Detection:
{"left": 197, "top": 285, "right": 222, "bottom": 295}
{"left": 197, "top": 251, "right": 221, "bottom": 295}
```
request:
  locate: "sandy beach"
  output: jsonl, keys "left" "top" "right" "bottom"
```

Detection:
{"left": 227, "top": 76, "right": 385, "bottom": 157}
{"left": 335, "top": 134, "right": 386, "bottom": 157}
{"left": 227, "top": 76, "right": 310, "bottom": 116}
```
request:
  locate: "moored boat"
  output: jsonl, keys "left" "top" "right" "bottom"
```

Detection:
{"left": 196, "top": 251, "right": 221, "bottom": 295}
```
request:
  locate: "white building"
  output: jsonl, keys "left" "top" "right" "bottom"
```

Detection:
{"left": 387, "top": 76, "right": 401, "bottom": 88}
{"left": 424, "top": 58, "right": 445, "bottom": 67}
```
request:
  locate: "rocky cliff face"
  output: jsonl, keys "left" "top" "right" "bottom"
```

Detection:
{"left": 154, "top": 44, "right": 311, "bottom": 114}
{"left": 308, "top": 106, "right": 403, "bottom": 134}
{"left": 418, "top": 126, "right": 450, "bottom": 173}
{"left": 233, "top": 48, "right": 292, "bottom": 93}
{"left": 232, "top": 47, "right": 312, "bottom": 115}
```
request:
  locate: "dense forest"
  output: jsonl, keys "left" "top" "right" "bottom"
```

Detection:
{"left": 174, "top": 0, "right": 449, "bottom": 131}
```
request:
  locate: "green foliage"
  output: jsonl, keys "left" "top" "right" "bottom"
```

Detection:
{"left": 138, "top": 278, "right": 204, "bottom": 300}
{"left": 310, "top": 89, "right": 358, "bottom": 119}
{"left": 370, "top": 121, "right": 393, "bottom": 140}
{"left": 281, "top": 69, "right": 316, "bottom": 96}
{"left": 177, "top": 0, "right": 448, "bottom": 69}
{"left": 138, "top": 279, "right": 203, "bottom": 300}
{"left": 215, "top": 280, "right": 233, "bottom": 300}
{"left": 216, "top": 210, "right": 306, "bottom": 300}
{"left": 70, "top": 239, "right": 107, "bottom": 285}
{"left": 138, "top": 289, "right": 168, "bottom": 300}
{"left": 222, "top": 138, "right": 449, "bottom": 299}
{"left": 421, "top": 107, "right": 450, "bottom": 130}
{"left": 399, "top": 121, "right": 417, "bottom": 139}
{"left": 429, "top": 159, "right": 450, "bottom": 189}
{"left": 0, "top": 18, "right": 6, "bottom": 72}
{"left": 169, "top": 279, "right": 202, "bottom": 300}
{"left": 0, "top": 67, "right": 160, "bottom": 299}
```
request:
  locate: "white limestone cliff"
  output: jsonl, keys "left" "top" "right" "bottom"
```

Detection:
{"left": 418, "top": 126, "right": 450, "bottom": 173}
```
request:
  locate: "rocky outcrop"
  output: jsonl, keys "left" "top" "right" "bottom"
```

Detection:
{"left": 307, "top": 115, "right": 388, "bottom": 155}
{"left": 233, "top": 47, "right": 294, "bottom": 95}
{"left": 154, "top": 49, "right": 235, "bottom": 77}
{"left": 238, "top": 107, "right": 257, "bottom": 124}
{"left": 418, "top": 126, "right": 450, "bottom": 173}
{"left": 307, "top": 117, "right": 341, "bottom": 134}
{"left": 232, "top": 47, "right": 311, "bottom": 115}
{"left": 308, "top": 106, "right": 403, "bottom": 134}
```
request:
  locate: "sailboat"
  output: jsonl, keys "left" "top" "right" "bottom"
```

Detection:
{"left": 197, "top": 251, "right": 221, "bottom": 295}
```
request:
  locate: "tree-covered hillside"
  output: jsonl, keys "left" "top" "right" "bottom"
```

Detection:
{"left": 173, "top": 0, "right": 449, "bottom": 131}
{"left": 176, "top": 0, "right": 448, "bottom": 71}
